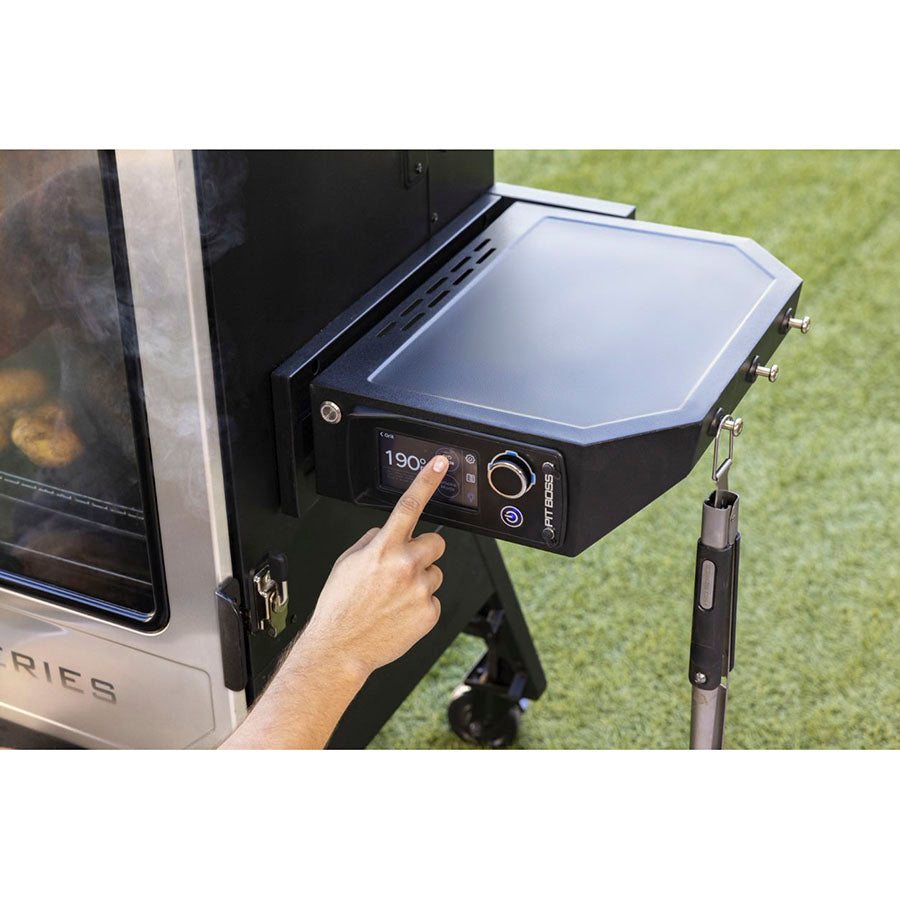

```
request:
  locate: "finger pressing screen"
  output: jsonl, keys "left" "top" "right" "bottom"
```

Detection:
{"left": 381, "top": 454, "right": 449, "bottom": 542}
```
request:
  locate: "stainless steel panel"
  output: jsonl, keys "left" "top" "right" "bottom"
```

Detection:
{"left": 0, "top": 604, "right": 214, "bottom": 748}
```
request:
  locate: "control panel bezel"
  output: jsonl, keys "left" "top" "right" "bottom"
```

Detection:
{"left": 337, "top": 411, "right": 567, "bottom": 549}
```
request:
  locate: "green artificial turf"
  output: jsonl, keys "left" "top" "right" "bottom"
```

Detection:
{"left": 370, "top": 150, "right": 900, "bottom": 749}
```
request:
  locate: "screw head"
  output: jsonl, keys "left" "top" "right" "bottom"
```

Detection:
{"left": 788, "top": 314, "right": 811, "bottom": 334}
{"left": 414, "top": 162, "right": 424, "bottom": 174}
{"left": 755, "top": 363, "right": 779, "bottom": 382}
{"left": 694, "top": 672, "right": 707, "bottom": 685}
{"left": 722, "top": 416, "right": 744, "bottom": 436}
{"left": 430, "top": 212, "right": 439, "bottom": 223}
{"left": 320, "top": 400, "right": 342, "bottom": 424}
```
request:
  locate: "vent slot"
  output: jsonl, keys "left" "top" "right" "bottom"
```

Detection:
{"left": 401, "top": 297, "right": 424, "bottom": 316}
{"left": 376, "top": 232, "right": 497, "bottom": 340}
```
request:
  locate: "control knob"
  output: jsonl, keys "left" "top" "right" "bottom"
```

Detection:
{"left": 487, "top": 451, "right": 534, "bottom": 499}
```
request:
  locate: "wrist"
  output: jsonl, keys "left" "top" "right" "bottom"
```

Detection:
{"left": 288, "top": 623, "right": 373, "bottom": 690}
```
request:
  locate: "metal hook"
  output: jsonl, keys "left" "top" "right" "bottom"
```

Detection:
{"left": 712, "top": 415, "right": 743, "bottom": 502}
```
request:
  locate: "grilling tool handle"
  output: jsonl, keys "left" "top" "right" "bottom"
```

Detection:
{"left": 689, "top": 492, "right": 740, "bottom": 750}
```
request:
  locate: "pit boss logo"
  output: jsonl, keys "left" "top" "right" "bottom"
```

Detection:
{"left": 0, "top": 644, "right": 116, "bottom": 704}
{"left": 544, "top": 471, "right": 555, "bottom": 528}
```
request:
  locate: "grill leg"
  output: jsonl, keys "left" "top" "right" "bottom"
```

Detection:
{"left": 447, "top": 537, "right": 546, "bottom": 748}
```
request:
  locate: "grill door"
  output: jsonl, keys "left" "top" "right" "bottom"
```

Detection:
{"left": 0, "top": 151, "right": 245, "bottom": 748}
{"left": 0, "top": 151, "right": 165, "bottom": 627}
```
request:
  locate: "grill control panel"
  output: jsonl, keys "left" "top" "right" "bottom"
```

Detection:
{"left": 312, "top": 411, "right": 567, "bottom": 550}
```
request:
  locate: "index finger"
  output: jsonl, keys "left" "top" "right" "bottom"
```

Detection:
{"left": 380, "top": 454, "right": 450, "bottom": 543}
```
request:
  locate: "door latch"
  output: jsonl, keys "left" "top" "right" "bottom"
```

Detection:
{"left": 252, "top": 553, "right": 290, "bottom": 637}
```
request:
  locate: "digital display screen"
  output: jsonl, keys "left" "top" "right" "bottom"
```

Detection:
{"left": 378, "top": 430, "right": 479, "bottom": 509}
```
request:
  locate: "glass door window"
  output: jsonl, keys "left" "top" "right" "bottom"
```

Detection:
{"left": 0, "top": 151, "right": 163, "bottom": 625}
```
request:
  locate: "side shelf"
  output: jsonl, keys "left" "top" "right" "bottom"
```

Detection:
{"left": 309, "top": 199, "right": 803, "bottom": 556}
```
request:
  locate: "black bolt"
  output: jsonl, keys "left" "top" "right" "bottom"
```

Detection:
{"left": 414, "top": 162, "right": 424, "bottom": 174}
{"left": 430, "top": 212, "right": 439, "bottom": 223}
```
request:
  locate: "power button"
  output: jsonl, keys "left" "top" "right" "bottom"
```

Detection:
{"left": 500, "top": 506, "right": 524, "bottom": 528}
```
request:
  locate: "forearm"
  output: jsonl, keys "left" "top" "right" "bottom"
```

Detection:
{"left": 221, "top": 456, "right": 448, "bottom": 749}
{"left": 220, "top": 631, "right": 369, "bottom": 749}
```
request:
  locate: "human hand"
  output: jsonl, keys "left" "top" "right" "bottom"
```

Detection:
{"left": 302, "top": 454, "right": 449, "bottom": 681}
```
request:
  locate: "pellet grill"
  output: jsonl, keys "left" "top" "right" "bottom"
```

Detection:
{"left": 0, "top": 151, "right": 806, "bottom": 748}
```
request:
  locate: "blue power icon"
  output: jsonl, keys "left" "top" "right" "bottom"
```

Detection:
{"left": 500, "top": 506, "right": 524, "bottom": 528}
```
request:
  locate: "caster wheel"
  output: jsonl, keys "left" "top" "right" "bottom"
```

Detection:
{"left": 448, "top": 685, "right": 522, "bottom": 748}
